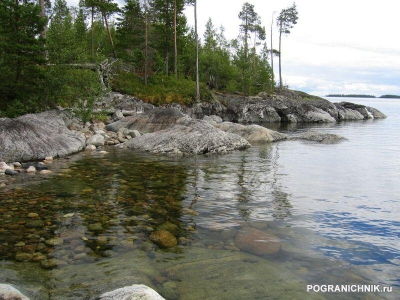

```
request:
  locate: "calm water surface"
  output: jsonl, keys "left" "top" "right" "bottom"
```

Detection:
{"left": 0, "top": 97, "right": 398, "bottom": 299}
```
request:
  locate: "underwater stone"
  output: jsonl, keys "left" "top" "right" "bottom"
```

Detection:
{"left": 234, "top": 227, "right": 281, "bottom": 256}
{"left": 15, "top": 252, "right": 33, "bottom": 262}
{"left": 88, "top": 222, "right": 104, "bottom": 232}
{"left": 45, "top": 238, "right": 64, "bottom": 246}
{"left": 149, "top": 230, "right": 177, "bottom": 248}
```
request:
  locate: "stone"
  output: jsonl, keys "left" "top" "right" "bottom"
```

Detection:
{"left": 44, "top": 156, "right": 53, "bottom": 161}
{"left": 15, "top": 252, "right": 33, "bottom": 261}
{"left": 129, "top": 130, "right": 141, "bottom": 138}
{"left": 97, "top": 284, "right": 165, "bottom": 300}
{"left": 88, "top": 222, "right": 104, "bottom": 232}
{"left": 25, "top": 220, "right": 45, "bottom": 228}
{"left": 28, "top": 213, "right": 39, "bottom": 218}
{"left": 39, "top": 170, "right": 53, "bottom": 175}
{"left": 292, "top": 131, "right": 348, "bottom": 144}
{"left": 214, "top": 122, "right": 287, "bottom": 143}
{"left": 26, "top": 166, "right": 36, "bottom": 173}
{"left": 87, "top": 134, "right": 105, "bottom": 147}
{"left": 234, "top": 227, "right": 281, "bottom": 256}
{"left": 0, "top": 110, "right": 86, "bottom": 163}
{"left": 158, "top": 222, "right": 179, "bottom": 235}
{"left": 106, "top": 107, "right": 184, "bottom": 134}
{"left": 202, "top": 115, "right": 223, "bottom": 124}
{"left": 149, "top": 230, "right": 178, "bottom": 248}
{"left": 85, "top": 145, "right": 97, "bottom": 151}
{"left": 5, "top": 169, "right": 18, "bottom": 176}
{"left": 40, "top": 259, "right": 67, "bottom": 269}
{"left": 184, "top": 90, "right": 386, "bottom": 124}
{"left": 123, "top": 118, "right": 250, "bottom": 155}
{"left": 13, "top": 162, "right": 22, "bottom": 168}
{"left": 0, "top": 284, "right": 30, "bottom": 300}
{"left": 45, "top": 238, "right": 64, "bottom": 246}
{"left": 112, "top": 110, "right": 124, "bottom": 120}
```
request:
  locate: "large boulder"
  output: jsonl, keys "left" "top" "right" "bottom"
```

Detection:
{"left": 96, "top": 284, "right": 165, "bottom": 300}
{"left": 122, "top": 118, "right": 250, "bottom": 154}
{"left": 234, "top": 227, "right": 281, "bottom": 256}
{"left": 0, "top": 110, "right": 86, "bottom": 163}
{"left": 334, "top": 102, "right": 387, "bottom": 120}
{"left": 213, "top": 122, "right": 287, "bottom": 143}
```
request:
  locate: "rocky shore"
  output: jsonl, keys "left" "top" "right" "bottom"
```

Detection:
{"left": 0, "top": 90, "right": 386, "bottom": 177}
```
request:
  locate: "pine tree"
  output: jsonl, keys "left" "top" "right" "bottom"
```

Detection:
{"left": 116, "top": 0, "right": 145, "bottom": 66}
{"left": 0, "top": 0, "right": 47, "bottom": 113}
{"left": 150, "top": 0, "right": 186, "bottom": 76}
{"left": 277, "top": 2, "right": 298, "bottom": 88}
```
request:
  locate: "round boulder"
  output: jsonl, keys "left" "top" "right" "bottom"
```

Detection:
{"left": 149, "top": 230, "right": 177, "bottom": 248}
{"left": 234, "top": 227, "right": 281, "bottom": 256}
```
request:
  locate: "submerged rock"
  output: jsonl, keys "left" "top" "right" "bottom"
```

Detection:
{"left": 0, "top": 284, "right": 30, "bottom": 300}
{"left": 234, "top": 227, "right": 281, "bottom": 256}
{"left": 122, "top": 118, "right": 250, "bottom": 154}
{"left": 96, "top": 284, "right": 165, "bottom": 300}
{"left": 291, "top": 131, "right": 348, "bottom": 144}
{"left": 0, "top": 110, "right": 85, "bottom": 163}
{"left": 149, "top": 230, "right": 178, "bottom": 248}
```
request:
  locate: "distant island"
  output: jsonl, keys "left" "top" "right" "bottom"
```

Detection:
{"left": 326, "top": 94, "right": 400, "bottom": 99}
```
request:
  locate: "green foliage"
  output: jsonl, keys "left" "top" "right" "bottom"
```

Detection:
{"left": 0, "top": 0, "right": 47, "bottom": 114}
{"left": 113, "top": 73, "right": 212, "bottom": 105}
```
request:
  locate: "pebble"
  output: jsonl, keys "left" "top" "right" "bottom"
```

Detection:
{"left": 5, "top": 169, "right": 18, "bottom": 176}
{"left": 40, "top": 170, "right": 53, "bottom": 175}
{"left": 15, "top": 252, "right": 33, "bottom": 261}
{"left": 85, "top": 145, "right": 96, "bottom": 151}
{"left": 28, "top": 213, "right": 39, "bottom": 218}
{"left": 45, "top": 238, "right": 64, "bottom": 246}
{"left": 88, "top": 223, "right": 104, "bottom": 232}
{"left": 26, "top": 166, "right": 37, "bottom": 173}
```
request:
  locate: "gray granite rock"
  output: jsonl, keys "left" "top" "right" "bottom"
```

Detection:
{"left": 0, "top": 284, "right": 30, "bottom": 300}
{"left": 96, "top": 284, "right": 165, "bottom": 300}
{"left": 290, "top": 131, "right": 348, "bottom": 144}
{"left": 214, "top": 122, "right": 287, "bottom": 143}
{"left": 0, "top": 110, "right": 86, "bottom": 163}
{"left": 122, "top": 117, "right": 250, "bottom": 154}
{"left": 87, "top": 134, "right": 105, "bottom": 147}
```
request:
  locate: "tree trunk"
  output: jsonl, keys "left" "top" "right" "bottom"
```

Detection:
{"left": 194, "top": 0, "right": 200, "bottom": 101}
{"left": 270, "top": 15, "right": 274, "bottom": 81}
{"left": 38, "top": 0, "right": 46, "bottom": 39}
{"left": 174, "top": 0, "right": 178, "bottom": 78}
{"left": 144, "top": 1, "right": 149, "bottom": 86}
{"left": 165, "top": 2, "right": 169, "bottom": 76}
{"left": 103, "top": 12, "right": 117, "bottom": 59}
{"left": 91, "top": 5, "right": 95, "bottom": 60}
{"left": 278, "top": 29, "right": 282, "bottom": 88}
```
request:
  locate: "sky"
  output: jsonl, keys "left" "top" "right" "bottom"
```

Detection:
{"left": 65, "top": 0, "right": 400, "bottom": 97}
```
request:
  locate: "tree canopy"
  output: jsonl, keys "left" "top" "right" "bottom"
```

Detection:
{"left": 0, "top": 0, "right": 299, "bottom": 117}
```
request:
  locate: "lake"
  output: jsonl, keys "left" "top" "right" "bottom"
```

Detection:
{"left": 0, "top": 97, "right": 398, "bottom": 299}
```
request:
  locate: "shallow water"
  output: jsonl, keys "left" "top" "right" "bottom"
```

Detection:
{"left": 0, "top": 98, "right": 398, "bottom": 299}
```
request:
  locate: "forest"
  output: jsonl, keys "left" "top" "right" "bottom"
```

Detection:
{"left": 0, "top": 0, "right": 297, "bottom": 118}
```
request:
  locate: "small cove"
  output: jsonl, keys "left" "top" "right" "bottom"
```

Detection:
{"left": 0, "top": 97, "right": 399, "bottom": 299}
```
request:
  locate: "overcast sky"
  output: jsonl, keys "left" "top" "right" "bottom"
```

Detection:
{"left": 65, "top": 0, "right": 400, "bottom": 96}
